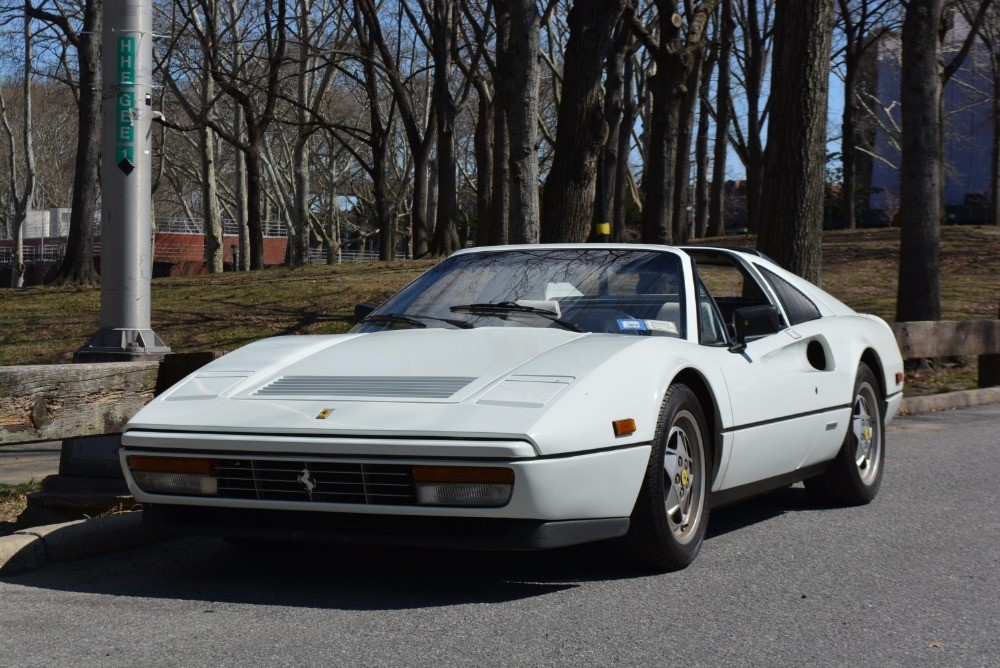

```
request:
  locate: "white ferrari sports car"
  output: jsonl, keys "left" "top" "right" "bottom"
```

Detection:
{"left": 121, "top": 244, "right": 903, "bottom": 571}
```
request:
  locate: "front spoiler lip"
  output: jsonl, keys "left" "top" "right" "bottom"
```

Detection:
{"left": 144, "top": 505, "right": 630, "bottom": 551}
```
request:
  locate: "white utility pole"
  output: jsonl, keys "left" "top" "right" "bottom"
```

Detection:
{"left": 77, "top": 0, "right": 170, "bottom": 361}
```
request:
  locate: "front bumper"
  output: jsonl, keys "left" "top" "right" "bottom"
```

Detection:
{"left": 120, "top": 433, "right": 651, "bottom": 546}
{"left": 144, "top": 505, "right": 630, "bottom": 550}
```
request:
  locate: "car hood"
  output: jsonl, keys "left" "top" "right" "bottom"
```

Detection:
{"left": 124, "top": 327, "right": 685, "bottom": 455}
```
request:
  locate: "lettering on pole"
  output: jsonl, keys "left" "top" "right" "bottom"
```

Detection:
{"left": 116, "top": 36, "right": 137, "bottom": 176}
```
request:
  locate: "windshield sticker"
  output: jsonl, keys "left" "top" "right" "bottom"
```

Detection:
{"left": 645, "top": 320, "right": 678, "bottom": 334}
{"left": 617, "top": 318, "right": 647, "bottom": 331}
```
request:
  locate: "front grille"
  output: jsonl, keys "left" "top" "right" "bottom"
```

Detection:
{"left": 253, "top": 375, "right": 477, "bottom": 399}
{"left": 216, "top": 459, "right": 416, "bottom": 506}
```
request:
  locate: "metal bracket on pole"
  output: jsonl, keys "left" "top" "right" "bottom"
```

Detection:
{"left": 76, "top": 0, "right": 170, "bottom": 363}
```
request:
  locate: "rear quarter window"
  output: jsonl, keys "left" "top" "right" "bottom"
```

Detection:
{"left": 756, "top": 265, "right": 822, "bottom": 325}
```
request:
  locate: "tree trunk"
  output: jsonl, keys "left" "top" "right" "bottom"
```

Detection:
{"left": 12, "top": 217, "right": 25, "bottom": 289}
{"left": 757, "top": 0, "right": 833, "bottom": 283}
{"left": 200, "top": 54, "right": 223, "bottom": 274}
{"left": 640, "top": 61, "right": 685, "bottom": 245}
{"left": 744, "top": 0, "right": 766, "bottom": 235}
{"left": 474, "top": 81, "right": 494, "bottom": 247}
{"left": 595, "top": 23, "right": 629, "bottom": 238}
{"left": 490, "top": 98, "right": 510, "bottom": 245}
{"left": 233, "top": 106, "right": 249, "bottom": 271}
{"left": 672, "top": 48, "right": 705, "bottom": 243}
{"left": 412, "top": 146, "right": 432, "bottom": 256}
{"left": 693, "top": 47, "right": 714, "bottom": 239}
{"left": 992, "top": 67, "right": 1000, "bottom": 226}
{"left": 289, "top": 4, "right": 313, "bottom": 268}
{"left": 708, "top": 0, "right": 733, "bottom": 238}
{"left": 200, "top": 123, "right": 224, "bottom": 273}
{"left": 496, "top": 0, "right": 540, "bottom": 244}
{"left": 51, "top": 1, "right": 101, "bottom": 286}
{"left": 245, "top": 128, "right": 266, "bottom": 270}
{"left": 289, "top": 137, "right": 311, "bottom": 267}
{"left": 430, "top": 0, "right": 460, "bottom": 256}
{"left": 896, "top": 0, "right": 944, "bottom": 322}
{"left": 841, "top": 55, "right": 859, "bottom": 230}
{"left": 540, "top": 0, "right": 625, "bottom": 243}
{"left": 614, "top": 51, "right": 636, "bottom": 242}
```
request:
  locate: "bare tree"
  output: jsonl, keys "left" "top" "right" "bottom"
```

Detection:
{"left": 708, "top": 0, "right": 734, "bottom": 237}
{"left": 757, "top": 0, "right": 833, "bottom": 283}
{"left": 495, "top": 0, "right": 541, "bottom": 244}
{"left": 540, "top": 0, "right": 627, "bottom": 243}
{"left": 728, "top": 0, "right": 773, "bottom": 234}
{"left": 630, "top": 0, "right": 720, "bottom": 245}
{"left": 0, "top": 14, "right": 36, "bottom": 288}
{"left": 594, "top": 19, "right": 634, "bottom": 242}
{"left": 25, "top": 0, "right": 100, "bottom": 285}
{"left": 960, "top": 0, "right": 1000, "bottom": 226}
{"left": 693, "top": 30, "right": 716, "bottom": 238}
{"left": 834, "top": 0, "right": 896, "bottom": 229}
{"left": 896, "top": 0, "right": 994, "bottom": 322}
{"left": 192, "top": 0, "right": 289, "bottom": 270}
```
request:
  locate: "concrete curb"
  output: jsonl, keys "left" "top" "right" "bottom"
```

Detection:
{"left": 0, "top": 511, "right": 153, "bottom": 576}
{"left": 900, "top": 386, "right": 1000, "bottom": 415}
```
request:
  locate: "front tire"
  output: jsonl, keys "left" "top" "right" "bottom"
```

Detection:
{"left": 805, "top": 362, "right": 885, "bottom": 505}
{"left": 623, "top": 384, "right": 711, "bottom": 572}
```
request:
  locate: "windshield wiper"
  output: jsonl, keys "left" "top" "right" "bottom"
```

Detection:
{"left": 362, "top": 313, "right": 474, "bottom": 329}
{"left": 449, "top": 302, "right": 583, "bottom": 332}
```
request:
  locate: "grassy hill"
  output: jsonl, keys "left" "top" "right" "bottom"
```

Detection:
{"left": 0, "top": 227, "right": 996, "bottom": 373}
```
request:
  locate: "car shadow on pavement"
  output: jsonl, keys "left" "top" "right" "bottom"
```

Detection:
{"left": 3, "top": 485, "right": 826, "bottom": 610}
{"left": 706, "top": 483, "right": 825, "bottom": 540}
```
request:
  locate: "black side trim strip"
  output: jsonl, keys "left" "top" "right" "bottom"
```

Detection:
{"left": 711, "top": 462, "right": 829, "bottom": 508}
{"left": 886, "top": 390, "right": 902, "bottom": 400}
{"left": 722, "top": 404, "right": 851, "bottom": 434}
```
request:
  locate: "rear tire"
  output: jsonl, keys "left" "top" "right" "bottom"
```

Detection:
{"left": 805, "top": 362, "right": 885, "bottom": 506}
{"left": 622, "top": 384, "right": 711, "bottom": 572}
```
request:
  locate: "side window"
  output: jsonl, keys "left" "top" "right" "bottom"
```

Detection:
{"left": 696, "top": 278, "right": 728, "bottom": 345}
{"left": 756, "top": 266, "right": 822, "bottom": 325}
{"left": 693, "top": 257, "right": 773, "bottom": 328}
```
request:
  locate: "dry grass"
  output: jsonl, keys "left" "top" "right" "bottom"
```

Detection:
{"left": 0, "top": 481, "right": 42, "bottom": 536}
{"left": 0, "top": 226, "right": 996, "bottom": 394}
{"left": 0, "top": 259, "right": 435, "bottom": 365}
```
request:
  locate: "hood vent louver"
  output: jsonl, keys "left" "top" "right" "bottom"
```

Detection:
{"left": 254, "top": 376, "right": 477, "bottom": 399}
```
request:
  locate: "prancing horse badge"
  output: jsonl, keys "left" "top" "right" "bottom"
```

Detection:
{"left": 315, "top": 408, "right": 334, "bottom": 420}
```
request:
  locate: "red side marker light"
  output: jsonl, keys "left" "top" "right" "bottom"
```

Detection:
{"left": 895, "top": 372, "right": 903, "bottom": 386}
{"left": 612, "top": 418, "right": 637, "bottom": 436}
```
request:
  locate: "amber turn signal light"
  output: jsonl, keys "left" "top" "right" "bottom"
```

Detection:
{"left": 612, "top": 418, "right": 637, "bottom": 436}
{"left": 128, "top": 455, "right": 217, "bottom": 475}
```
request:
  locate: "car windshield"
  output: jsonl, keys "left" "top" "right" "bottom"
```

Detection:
{"left": 353, "top": 248, "right": 686, "bottom": 337}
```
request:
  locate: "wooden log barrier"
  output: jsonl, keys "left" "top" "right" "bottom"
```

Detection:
{"left": 892, "top": 320, "right": 1000, "bottom": 388}
{"left": 1, "top": 362, "right": 160, "bottom": 446}
{"left": 0, "top": 352, "right": 221, "bottom": 446}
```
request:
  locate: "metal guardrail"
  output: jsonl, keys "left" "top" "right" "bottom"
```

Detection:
{"left": 157, "top": 218, "right": 289, "bottom": 238}
{"left": 307, "top": 248, "right": 405, "bottom": 264}
{"left": 0, "top": 243, "right": 66, "bottom": 264}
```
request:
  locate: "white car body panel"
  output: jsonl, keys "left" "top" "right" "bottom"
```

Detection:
{"left": 121, "top": 244, "right": 904, "bottom": 548}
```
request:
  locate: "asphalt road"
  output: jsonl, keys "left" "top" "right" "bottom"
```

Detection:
{"left": 1, "top": 405, "right": 997, "bottom": 667}
{"left": 0, "top": 443, "right": 60, "bottom": 486}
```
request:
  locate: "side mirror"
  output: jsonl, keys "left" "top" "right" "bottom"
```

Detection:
{"left": 730, "top": 304, "right": 781, "bottom": 353}
{"left": 353, "top": 302, "right": 378, "bottom": 324}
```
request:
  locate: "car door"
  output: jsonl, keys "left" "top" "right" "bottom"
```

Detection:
{"left": 691, "top": 253, "right": 828, "bottom": 490}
